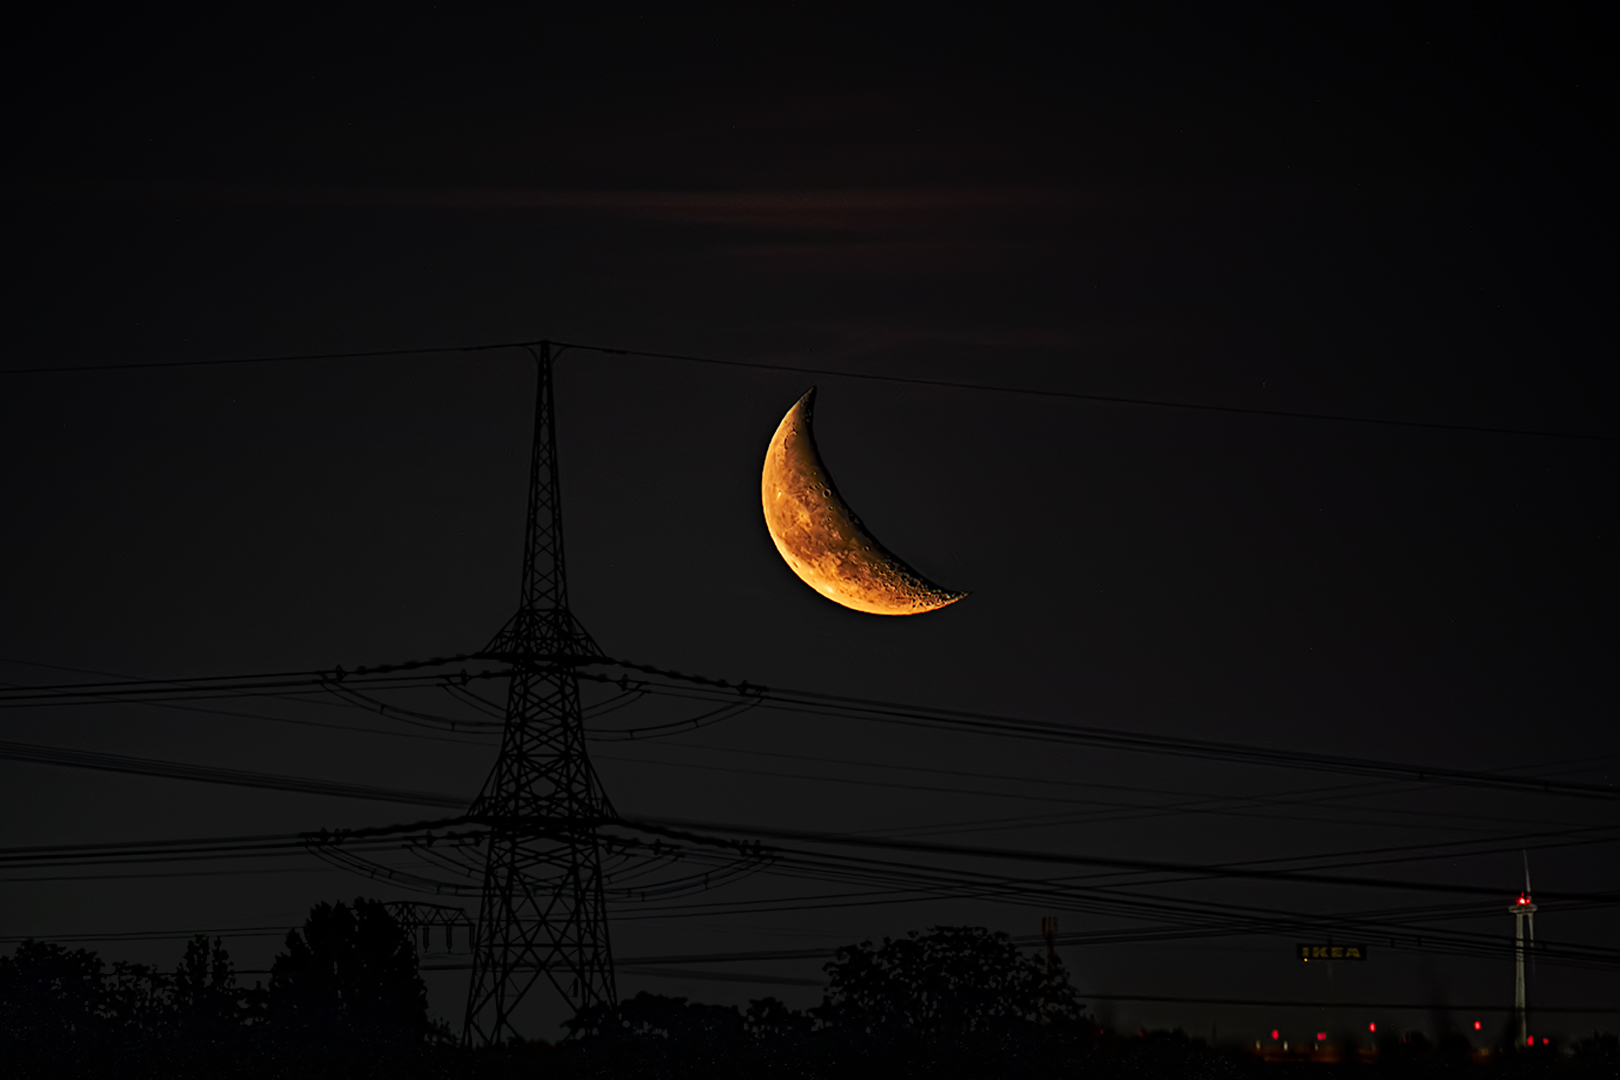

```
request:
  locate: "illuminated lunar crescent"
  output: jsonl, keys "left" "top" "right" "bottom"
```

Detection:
{"left": 761, "top": 388, "right": 965, "bottom": 616}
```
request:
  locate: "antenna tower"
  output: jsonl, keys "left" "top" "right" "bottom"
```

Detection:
{"left": 1508, "top": 852, "right": 1536, "bottom": 1048}
{"left": 463, "top": 342, "right": 617, "bottom": 1044}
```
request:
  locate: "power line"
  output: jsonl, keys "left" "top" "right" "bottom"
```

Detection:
{"left": 556, "top": 341, "right": 1615, "bottom": 442}
{"left": 4, "top": 659, "right": 1595, "bottom": 838}
{"left": 0, "top": 740, "right": 468, "bottom": 809}
{"left": 8, "top": 817, "right": 1612, "bottom": 972}
{"left": 1, "top": 338, "right": 1608, "bottom": 441}
{"left": 3, "top": 665, "right": 1614, "bottom": 963}
{"left": 0, "top": 341, "right": 535, "bottom": 376}
{"left": 7, "top": 809, "right": 1610, "bottom": 910}
{"left": 0, "top": 866, "right": 341, "bottom": 885}
{"left": 5, "top": 654, "right": 1613, "bottom": 802}
{"left": 597, "top": 747, "right": 1598, "bottom": 835}
{"left": 0, "top": 654, "right": 499, "bottom": 747}
{"left": 7, "top": 728, "right": 1614, "bottom": 906}
{"left": 585, "top": 662, "right": 1620, "bottom": 802}
{"left": 622, "top": 816, "right": 1620, "bottom": 904}
{"left": 688, "top": 848, "right": 1620, "bottom": 971}
{"left": 102, "top": 649, "right": 1584, "bottom": 836}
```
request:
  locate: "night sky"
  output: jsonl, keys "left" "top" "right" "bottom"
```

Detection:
{"left": 2, "top": 6, "right": 1614, "bottom": 1043}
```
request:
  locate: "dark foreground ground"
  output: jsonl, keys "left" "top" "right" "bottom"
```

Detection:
{"left": 5, "top": 1012, "right": 1615, "bottom": 1080}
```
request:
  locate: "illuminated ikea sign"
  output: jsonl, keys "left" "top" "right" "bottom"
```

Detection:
{"left": 1297, "top": 944, "right": 1368, "bottom": 961}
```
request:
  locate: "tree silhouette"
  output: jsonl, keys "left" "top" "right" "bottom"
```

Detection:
{"left": 168, "top": 934, "right": 250, "bottom": 1061}
{"left": 266, "top": 897, "right": 429, "bottom": 1069}
{"left": 816, "top": 925, "right": 1082, "bottom": 1042}
{"left": 103, "top": 958, "right": 168, "bottom": 1057}
{"left": 564, "top": 991, "right": 756, "bottom": 1078}
{"left": 745, "top": 995, "right": 815, "bottom": 1042}
{"left": 569, "top": 991, "right": 744, "bottom": 1046}
{"left": 0, "top": 940, "right": 107, "bottom": 1069}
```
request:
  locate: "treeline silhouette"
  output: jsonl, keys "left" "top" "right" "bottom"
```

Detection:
{"left": 1, "top": 898, "right": 431, "bottom": 1078}
{"left": 2, "top": 900, "right": 1615, "bottom": 1078}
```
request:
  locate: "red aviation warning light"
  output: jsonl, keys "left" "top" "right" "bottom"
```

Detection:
{"left": 1317, "top": 1032, "right": 1327, "bottom": 1042}
{"left": 1369, "top": 1023, "right": 1377, "bottom": 1032}
{"left": 1474, "top": 1022, "right": 1483, "bottom": 1031}
{"left": 1271, "top": 1030, "right": 1279, "bottom": 1040}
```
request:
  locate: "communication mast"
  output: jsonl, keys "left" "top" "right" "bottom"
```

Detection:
{"left": 1508, "top": 852, "right": 1536, "bottom": 1048}
{"left": 463, "top": 342, "right": 617, "bottom": 1044}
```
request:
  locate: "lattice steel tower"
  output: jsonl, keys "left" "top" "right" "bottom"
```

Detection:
{"left": 463, "top": 342, "right": 617, "bottom": 1044}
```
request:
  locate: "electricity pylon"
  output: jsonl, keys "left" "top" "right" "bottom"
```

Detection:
{"left": 463, "top": 342, "right": 617, "bottom": 1044}
{"left": 1508, "top": 852, "right": 1536, "bottom": 1048}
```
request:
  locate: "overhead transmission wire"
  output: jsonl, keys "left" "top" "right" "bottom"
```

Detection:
{"left": 602, "top": 821, "right": 1620, "bottom": 972}
{"left": 995, "top": 830, "right": 1620, "bottom": 898}
{"left": 702, "top": 816, "right": 1620, "bottom": 909}
{"left": 6, "top": 663, "right": 1613, "bottom": 965}
{"left": 5, "top": 723, "right": 1611, "bottom": 920}
{"left": 292, "top": 676, "right": 1510, "bottom": 839}
{"left": 0, "top": 656, "right": 496, "bottom": 748}
{"left": 203, "top": 828, "right": 1620, "bottom": 969}
{"left": 5, "top": 813, "right": 1612, "bottom": 972}
{"left": 608, "top": 878, "right": 1620, "bottom": 964}
{"left": 571, "top": 663, "right": 1620, "bottom": 802}
{"left": 617, "top": 816, "right": 1619, "bottom": 904}
{"left": 5, "top": 666, "right": 1615, "bottom": 909}
{"left": 605, "top": 731, "right": 1620, "bottom": 880}
{"left": 0, "top": 338, "right": 1610, "bottom": 442}
{"left": 7, "top": 651, "right": 1599, "bottom": 843}
{"left": 3, "top": 655, "right": 1614, "bottom": 803}
{"left": 2, "top": 678, "right": 1596, "bottom": 845}
{"left": 603, "top": 851, "right": 1620, "bottom": 936}
{"left": 633, "top": 737, "right": 1619, "bottom": 829}
{"left": 1, "top": 729, "right": 1608, "bottom": 900}
{"left": 55, "top": 811, "right": 1600, "bottom": 964}
{"left": 733, "top": 865, "right": 1616, "bottom": 972}
{"left": 731, "top": 852, "right": 1620, "bottom": 972}
{"left": 605, "top": 835, "right": 1620, "bottom": 927}
{"left": 2, "top": 693, "right": 1603, "bottom": 845}
{"left": 595, "top": 747, "right": 1597, "bottom": 836}
{"left": 608, "top": 851, "right": 1536, "bottom": 926}
{"left": 4, "top": 812, "right": 1612, "bottom": 906}
{"left": 4, "top": 658, "right": 1614, "bottom": 912}
{"left": 728, "top": 840, "right": 1620, "bottom": 956}
{"left": 0, "top": 740, "right": 467, "bottom": 809}
{"left": 0, "top": 654, "right": 619, "bottom": 746}
{"left": 675, "top": 834, "right": 1590, "bottom": 960}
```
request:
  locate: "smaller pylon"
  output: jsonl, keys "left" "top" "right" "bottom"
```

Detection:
{"left": 1508, "top": 852, "right": 1536, "bottom": 1048}
{"left": 385, "top": 901, "right": 475, "bottom": 955}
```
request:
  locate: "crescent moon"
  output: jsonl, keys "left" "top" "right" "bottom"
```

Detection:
{"left": 761, "top": 388, "right": 965, "bottom": 616}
